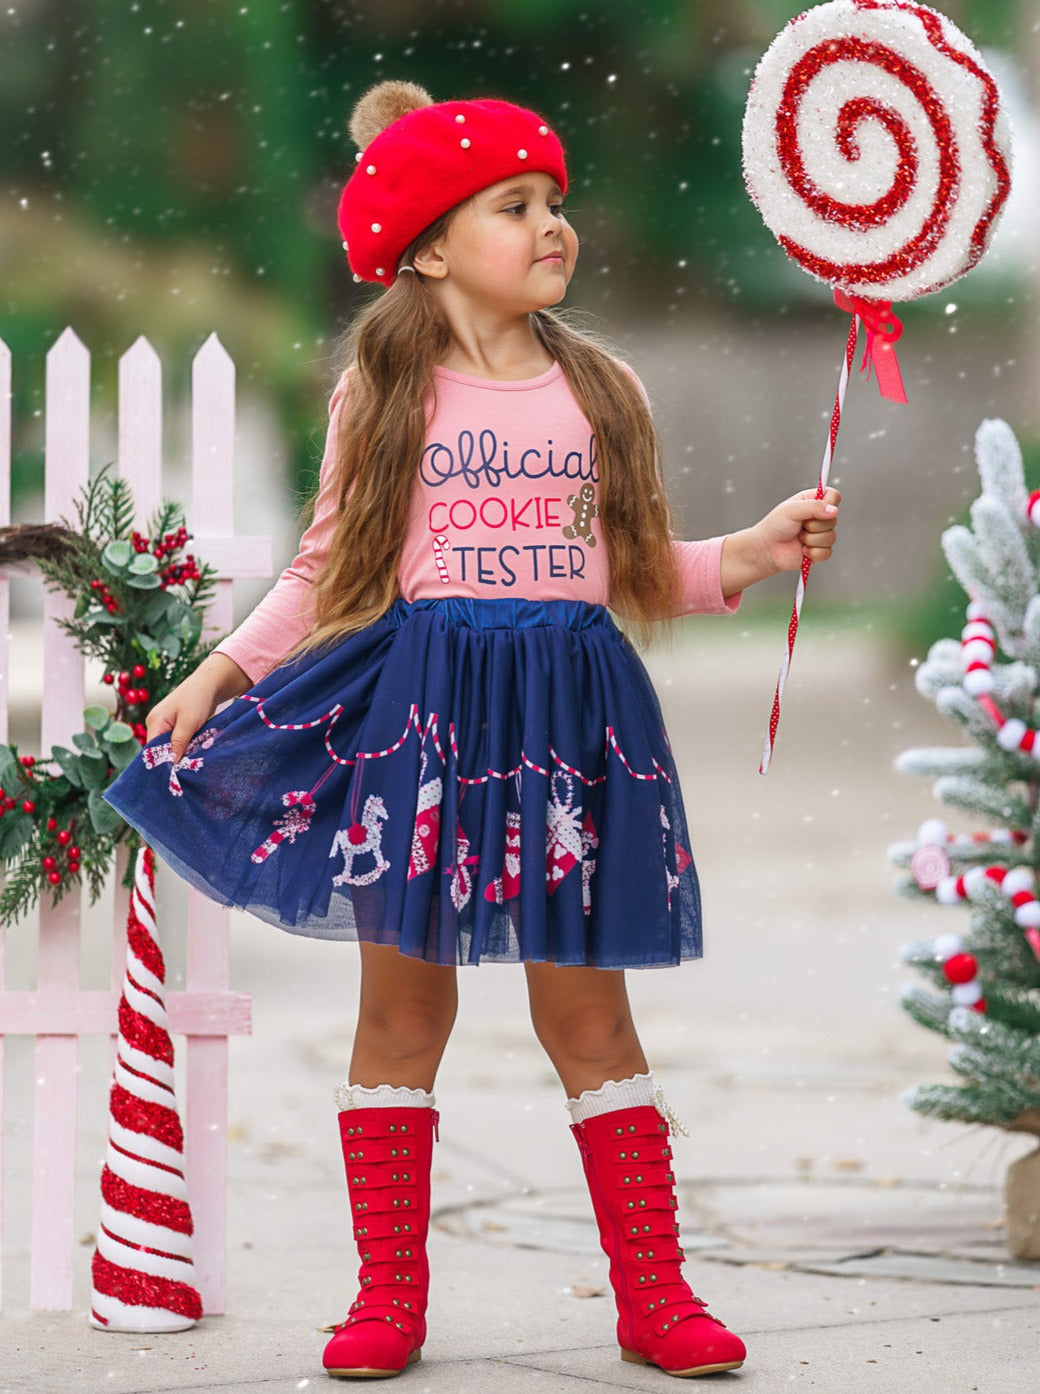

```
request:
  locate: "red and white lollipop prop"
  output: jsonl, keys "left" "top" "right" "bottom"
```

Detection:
{"left": 742, "top": 0, "right": 1011, "bottom": 771}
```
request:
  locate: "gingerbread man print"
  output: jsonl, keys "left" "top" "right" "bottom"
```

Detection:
{"left": 563, "top": 482, "right": 598, "bottom": 547}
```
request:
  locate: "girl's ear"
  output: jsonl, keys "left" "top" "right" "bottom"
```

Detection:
{"left": 412, "top": 240, "right": 449, "bottom": 280}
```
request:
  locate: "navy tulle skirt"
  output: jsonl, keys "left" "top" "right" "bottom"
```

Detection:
{"left": 104, "top": 598, "right": 702, "bottom": 968}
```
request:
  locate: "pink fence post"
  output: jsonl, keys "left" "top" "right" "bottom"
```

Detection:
{"left": 31, "top": 328, "right": 90, "bottom": 1310}
{"left": 0, "top": 336, "right": 11, "bottom": 1309}
{"left": 112, "top": 337, "right": 164, "bottom": 985}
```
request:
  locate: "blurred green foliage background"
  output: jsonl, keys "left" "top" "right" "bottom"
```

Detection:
{"left": 1, "top": 0, "right": 1034, "bottom": 635}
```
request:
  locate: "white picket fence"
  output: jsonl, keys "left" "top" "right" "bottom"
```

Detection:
{"left": 0, "top": 329, "right": 273, "bottom": 1312}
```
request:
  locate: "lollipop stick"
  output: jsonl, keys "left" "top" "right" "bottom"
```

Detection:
{"left": 759, "top": 313, "right": 859, "bottom": 774}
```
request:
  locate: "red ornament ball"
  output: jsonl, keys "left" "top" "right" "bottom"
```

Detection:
{"left": 347, "top": 823, "right": 369, "bottom": 846}
{"left": 943, "top": 952, "right": 979, "bottom": 985}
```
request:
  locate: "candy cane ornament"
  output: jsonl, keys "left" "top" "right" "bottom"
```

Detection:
{"left": 90, "top": 847, "right": 202, "bottom": 1332}
{"left": 742, "top": 0, "right": 1012, "bottom": 771}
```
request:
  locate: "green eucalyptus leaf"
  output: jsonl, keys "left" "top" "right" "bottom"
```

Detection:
{"left": 0, "top": 746, "right": 18, "bottom": 789}
{"left": 104, "top": 721, "right": 135, "bottom": 745}
{"left": 135, "top": 632, "right": 159, "bottom": 653}
{"left": 53, "top": 747, "right": 84, "bottom": 787}
{"left": 83, "top": 706, "right": 110, "bottom": 732}
{"left": 160, "top": 633, "right": 182, "bottom": 659}
{"left": 102, "top": 539, "right": 133, "bottom": 569}
{"left": 72, "top": 732, "right": 97, "bottom": 753}
{"left": 85, "top": 608, "right": 122, "bottom": 626}
{"left": 0, "top": 812, "right": 34, "bottom": 861}
{"left": 127, "top": 573, "right": 162, "bottom": 590}
{"left": 108, "top": 739, "right": 139, "bottom": 772}
{"left": 129, "top": 552, "right": 159, "bottom": 575}
{"left": 88, "top": 789, "right": 123, "bottom": 835}
{"left": 80, "top": 747, "right": 108, "bottom": 789}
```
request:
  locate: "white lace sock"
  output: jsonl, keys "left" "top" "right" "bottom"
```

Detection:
{"left": 333, "top": 1082, "right": 436, "bottom": 1111}
{"left": 565, "top": 1072, "right": 688, "bottom": 1136}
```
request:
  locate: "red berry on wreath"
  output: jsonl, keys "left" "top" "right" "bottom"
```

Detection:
{"left": 67, "top": 861, "right": 80, "bottom": 875}
{"left": 137, "top": 688, "right": 149, "bottom": 704}
{"left": 67, "top": 845, "right": 81, "bottom": 859}
{"left": 132, "top": 663, "right": 146, "bottom": 679}
{"left": 46, "top": 816, "right": 57, "bottom": 832}
{"left": 942, "top": 952, "right": 979, "bottom": 985}
{"left": 21, "top": 799, "right": 35, "bottom": 814}
{"left": 972, "top": 998, "right": 988, "bottom": 1014}
{"left": 3, "top": 797, "right": 15, "bottom": 811}
{"left": 42, "top": 856, "right": 56, "bottom": 871}
{"left": 47, "top": 871, "right": 62, "bottom": 886}
{"left": 20, "top": 755, "right": 35, "bottom": 768}
{"left": 56, "top": 829, "right": 71, "bottom": 846}
{"left": 102, "top": 672, "right": 114, "bottom": 685}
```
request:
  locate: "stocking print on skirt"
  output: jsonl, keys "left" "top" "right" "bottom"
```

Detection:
{"left": 104, "top": 598, "right": 701, "bottom": 968}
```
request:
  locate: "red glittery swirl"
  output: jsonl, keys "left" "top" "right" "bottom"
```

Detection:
{"left": 110, "top": 1083, "right": 184, "bottom": 1152}
{"left": 101, "top": 1165, "right": 194, "bottom": 1235}
{"left": 854, "top": 0, "right": 1011, "bottom": 284}
{"left": 118, "top": 996, "right": 174, "bottom": 1067}
{"left": 776, "top": 37, "right": 957, "bottom": 287}
{"left": 127, "top": 909, "right": 165, "bottom": 988}
{"left": 91, "top": 1252, "right": 202, "bottom": 1319}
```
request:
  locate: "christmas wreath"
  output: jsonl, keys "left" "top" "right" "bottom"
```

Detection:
{"left": 0, "top": 470, "right": 218, "bottom": 926}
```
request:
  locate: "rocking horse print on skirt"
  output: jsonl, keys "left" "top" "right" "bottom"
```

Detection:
{"left": 329, "top": 795, "right": 390, "bottom": 888}
{"left": 580, "top": 809, "right": 599, "bottom": 916}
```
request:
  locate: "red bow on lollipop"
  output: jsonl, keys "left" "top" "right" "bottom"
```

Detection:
{"left": 833, "top": 290, "right": 907, "bottom": 405}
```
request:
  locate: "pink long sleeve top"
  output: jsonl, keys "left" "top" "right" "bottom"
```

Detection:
{"left": 215, "top": 361, "right": 740, "bottom": 684}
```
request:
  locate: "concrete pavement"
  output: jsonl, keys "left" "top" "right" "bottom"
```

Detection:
{"left": 1, "top": 623, "right": 1038, "bottom": 1392}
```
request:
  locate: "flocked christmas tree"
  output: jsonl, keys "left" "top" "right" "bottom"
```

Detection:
{"left": 891, "top": 418, "right": 1040, "bottom": 1261}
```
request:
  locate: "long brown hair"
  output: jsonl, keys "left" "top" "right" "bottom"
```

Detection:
{"left": 303, "top": 232, "right": 680, "bottom": 652}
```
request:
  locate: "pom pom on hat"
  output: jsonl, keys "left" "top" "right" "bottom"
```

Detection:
{"left": 338, "top": 80, "right": 567, "bottom": 288}
{"left": 349, "top": 80, "right": 433, "bottom": 151}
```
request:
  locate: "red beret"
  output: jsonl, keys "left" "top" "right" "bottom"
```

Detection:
{"left": 337, "top": 97, "right": 568, "bottom": 288}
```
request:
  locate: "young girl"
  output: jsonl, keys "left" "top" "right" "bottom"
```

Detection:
{"left": 106, "top": 81, "right": 839, "bottom": 1381}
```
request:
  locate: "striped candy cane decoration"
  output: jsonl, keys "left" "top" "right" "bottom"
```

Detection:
{"left": 759, "top": 312, "right": 859, "bottom": 774}
{"left": 432, "top": 533, "right": 451, "bottom": 584}
{"left": 90, "top": 847, "right": 202, "bottom": 1332}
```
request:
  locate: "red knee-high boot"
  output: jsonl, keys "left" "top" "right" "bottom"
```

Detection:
{"left": 572, "top": 1105, "right": 746, "bottom": 1378}
{"left": 323, "top": 1106, "right": 438, "bottom": 1379}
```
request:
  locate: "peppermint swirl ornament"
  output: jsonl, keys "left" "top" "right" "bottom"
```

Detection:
{"left": 742, "top": 0, "right": 1012, "bottom": 301}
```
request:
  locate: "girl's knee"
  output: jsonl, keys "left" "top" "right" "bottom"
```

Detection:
{"left": 357, "top": 988, "right": 457, "bottom": 1059}
{"left": 530, "top": 999, "right": 634, "bottom": 1064}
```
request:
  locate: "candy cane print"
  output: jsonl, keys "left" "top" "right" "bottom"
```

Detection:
{"left": 432, "top": 533, "right": 451, "bottom": 584}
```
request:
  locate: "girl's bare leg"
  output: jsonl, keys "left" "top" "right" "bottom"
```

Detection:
{"left": 349, "top": 941, "right": 458, "bottom": 1091}
{"left": 524, "top": 960, "right": 649, "bottom": 1098}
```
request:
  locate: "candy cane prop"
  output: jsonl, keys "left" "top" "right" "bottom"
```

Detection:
{"left": 742, "top": 0, "right": 1011, "bottom": 771}
{"left": 90, "top": 848, "right": 202, "bottom": 1332}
